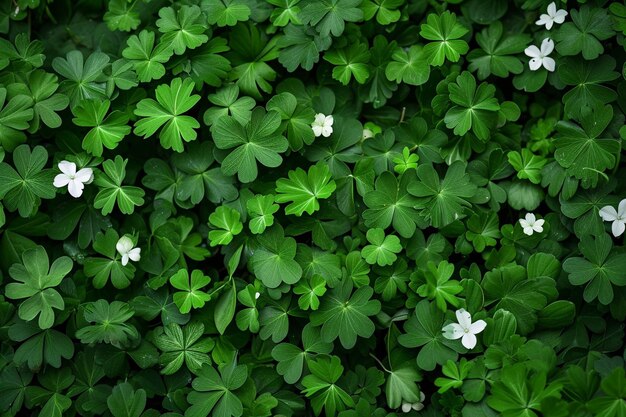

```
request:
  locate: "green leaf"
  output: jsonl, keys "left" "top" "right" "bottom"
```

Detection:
{"left": 84, "top": 228, "right": 136, "bottom": 289}
{"left": 554, "top": 6, "right": 614, "bottom": 60}
{"left": 299, "top": 0, "right": 363, "bottom": 37}
{"left": 52, "top": 50, "right": 109, "bottom": 108}
{"left": 420, "top": 11, "right": 469, "bottom": 66}
{"left": 385, "top": 363, "right": 422, "bottom": 409}
{"left": 72, "top": 99, "right": 130, "bottom": 157}
{"left": 246, "top": 194, "right": 279, "bottom": 234}
{"left": 468, "top": 22, "right": 529, "bottom": 79}
{"left": 94, "top": 156, "right": 145, "bottom": 216}
{"left": 104, "top": 0, "right": 141, "bottom": 32}
{"left": 107, "top": 382, "right": 146, "bottom": 417}
{"left": 324, "top": 43, "right": 371, "bottom": 85}
{"left": 154, "top": 322, "right": 213, "bottom": 375}
{"left": 208, "top": 206, "right": 243, "bottom": 247}
{"left": 362, "top": 0, "right": 403, "bottom": 25}
{"left": 187, "top": 361, "right": 247, "bottom": 417}
{"left": 294, "top": 275, "right": 327, "bottom": 310}
{"left": 275, "top": 162, "right": 336, "bottom": 216}
{"left": 310, "top": 278, "right": 381, "bottom": 348}
{"left": 202, "top": 0, "right": 251, "bottom": 27}
{"left": 507, "top": 149, "right": 547, "bottom": 185}
{"left": 203, "top": 84, "right": 255, "bottom": 126}
{"left": 75, "top": 300, "right": 139, "bottom": 348}
{"left": 301, "top": 356, "right": 355, "bottom": 417}
{"left": 361, "top": 228, "right": 402, "bottom": 266}
{"left": 443, "top": 71, "right": 500, "bottom": 140}
{"left": 0, "top": 87, "right": 33, "bottom": 150}
{"left": 214, "top": 284, "right": 237, "bottom": 335}
{"left": 385, "top": 45, "right": 430, "bottom": 86}
{"left": 134, "top": 77, "right": 201, "bottom": 152}
{"left": 212, "top": 107, "right": 288, "bottom": 183}
{"left": 266, "top": 91, "right": 315, "bottom": 150}
{"left": 156, "top": 6, "right": 209, "bottom": 55}
{"left": 563, "top": 233, "right": 626, "bottom": 305}
{"left": 122, "top": 30, "right": 173, "bottom": 83}
{"left": 416, "top": 260, "right": 463, "bottom": 311}
{"left": 170, "top": 269, "right": 212, "bottom": 314}
{"left": 0, "top": 144, "right": 55, "bottom": 217}
{"left": 5, "top": 246, "right": 72, "bottom": 329}
{"left": 408, "top": 161, "right": 477, "bottom": 228}
{"left": 250, "top": 225, "right": 302, "bottom": 288}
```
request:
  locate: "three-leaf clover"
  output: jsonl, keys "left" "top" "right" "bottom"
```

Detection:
{"left": 153, "top": 322, "right": 214, "bottom": 375}
{"left": 554, "top": 6, "right": 614, "bottom": 60}
{"left": 84, "top": 228, "right": 136, "bottom": 289}
{"left": 0, "top": 87, "right": 33, "bottom": 150}
{"left": 187, "top": 361, "right": 247, "bottom": 417}
{"left": 72, "top": 99, "right": 131, "bottom": 157}
{"left": 156, "top": 6, "right": 208, "bottom": 55}
{"left": 301, "top": 355, "right": 355, "bottom": 417}
{"left": 310, "top": 278, "right": 381, "bottom": 348}
{"left": 361, "top": 228, "right": 402, "bottom": 266}
{"left": 299, "top": 0, "right": 363, "bottom": 37}
{"left": 443, "top": 71, "right": 500, "bottom": 141}
{"left": 208, "top": 206, "right": 244, "bottom": 247}
{"left": 275, "top": 163, "right": 337, "bottom": 216}
{"left": 246, "top": 194, "right": 279, "bottom": 234}
{"left": 211, "top": 107, "right": 288, "bottom": 183}
{"left": 420, "top": 11, "right": 469, "bottom": 66}
{"left": 0, "top": 144, "right": 55, "bottom": 217}
{"left": 134, "top": 77, "right": 201, "bottom": 152}
{"left": 75, "top": 300, "right": 139, "bottom": 348}
{"left": 170, "top": 269, "right": 212, "bottom": 314}
{"left": 5, "top": 246, "right": 72, "bottom": 329}
{"left": 122, "top": 30, "right": 173, "bottom": 83}
{"left": 385, "top": 45, "right": 430, "bottom": 86}
{"left": 52, "top": 50, "right": 110, "bottom": 108}
{"left": 250, "top": 225, "right": 302, "bottom": 288}
{"left": 94, "top": 156, "right": 145, "bottom": 215}
{"left": 416, "top": 261, "right": 463, "bottom": 311}
{"left": 202, "top": 0, "right": 251, "bottom": 27}
{"left": 467, "top": 22, "right": 530, "bottom": 79}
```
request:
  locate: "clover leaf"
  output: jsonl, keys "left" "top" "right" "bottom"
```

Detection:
{"left": 246, "top": 194, "right": 279, "bottom": 234}
{"left": 361, "top": 228, "right": 402, "bottom": 266}
{"left": 301, "top": 355, "right": 355, "bottom": 417}
{"left": 212, "top": 107, "right": 288, "bottom": 183}
{"left": 170, "top": 269, "right": 212, "bottom": 314}
{"left": 156, "top": 6, "right": 208, "bottom": 55}
{"left": 75, "top": 300, "right": 139, "bottom": 348}
{"left": 468, "top": 22, "right": 530, "bottom": 80}
{"left": 154, "top": 322, "right": 214, "bottom": 375}
{"left": 84, "top": 228, "right": 136, "bottom": 289}
{"left": 250, "top": 225, "right": 302, "bottom": 288}
{"left": 134, "top": 77, "right": 201, "bottom": 152}
{"left": 187, "top": 361, "right": 247, "bottom": 417}
{"left": 299, "top": 0, "right": 363, "bottom": 37}
{"left": 72, "top": 99, "right": 130, "bottom": 157}
{"left": 94, "top": 156, "right": 145, "bottom": 215}
{"left": 0, "top": 87, "right": 33, "bottom": 150}
{"left": 122, "top": 30, "right": 173, "bottom": 83}
{"left": 310, "top": 278, "right": 381, "bottom": 348}
{"left": 324, "top": 43, "right": 371, "bottom": 85}
{"left": 5, "top": 246, "right": 72, "bottom": 329}
{"left": 208, "top": 206, "right": 243, "bottom": 247}
{"left": 275, "top": 162, "right": 336, "bottom": 216}
{"left": 52, "top": 50, "right": 109, "bottom": 108}
{"left": 202, "top": 0, "right": 251, "bottom": 27}
{"left": 554, "top": 6, "right": 614, "bottom": 60}
{"left": 420, "top": 11, "right": 469, "bottom": 66}
{"left": 563, "top": 233, "right": 626, "bottom": 305}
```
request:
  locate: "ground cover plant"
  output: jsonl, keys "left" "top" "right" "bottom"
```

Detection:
{"left": 0, "top": 0, "right": 626, "bottom": 416}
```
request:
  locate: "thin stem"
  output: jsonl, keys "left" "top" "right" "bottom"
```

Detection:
{"left": 399, "top": 107, "right": 406, "bottom": 124}
{"left": 369, "top": 353, "right": 391, "bottom": 374}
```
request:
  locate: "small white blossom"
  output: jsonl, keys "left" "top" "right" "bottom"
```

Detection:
{"left": 519, "top": 213, "right": 545, "bottom": 236}
{"left": 116, "top": 236, "right": 141, "bottom": 266}
{"left": 255, "top": 291, "right": 261, "bottom": 300}
{"left": 442, "top": 309, "right": 486, "bottom": 350}
{"left": 401, "top": 392, "right": 426, "bottom": 413}
{"left": 53, "top": 160, "right": 94, "bottom": 198}
{"left": 535, "top": 2, "right": 568, "bottom": 30}
{"left": 599, "top": 199, "right": 626, "bottom": 238}
{"left": 311, "top": 113, "right": 334, "bottom": 137}
{"left": 362, "top": 128, "right": 374, "bottom": 140}
{"left": 524, "top": 38, "right": 556, "bottom": 72}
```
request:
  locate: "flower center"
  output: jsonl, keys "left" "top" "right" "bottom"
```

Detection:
{"left": 463, "top": 328, "right": 469, "bottom": 333}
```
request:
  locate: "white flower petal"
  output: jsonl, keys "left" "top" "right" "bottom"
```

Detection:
{"left": 542, "top": 57, "right": 556, "bottom": 72}
{"left": 128, "top": 248, "right": 141, "bottom": 262}
{"left": 519, "top": 219, "right": 530, "bottom": 228}
{"left": 529, "top": 57, "right": 542, "bottom": 71}
{"left": 412, "top": 402, "right": 424, "bottom": 411}
{"left": 312, "top": 125, "right": 323, "bottom": 137}
{"left": 116, "top": 236, "right": 134, "bottom": 254}
{"left": 540, "top": 38, "right": 554, "bottom": 55}
{"left": 617, "top": 199, "right": 626, "bottom": 217}
{"left": 121, "top": 254, "right": 129, "bottom": 266}
{"left": 58, "top": 160, "right": 76, "bottom": 176}
{"left": 401, "top": 403, "right": 412, "bottom": 413}
{"left": 67, "top": 180, "right": 84, "bottom": 198}
{"left": 455, "top": 308, "right": 472, "bottom": 329}
{"left": 325, "top": 115, "right": 334, "bottom": 126}
{"left": 314, "top": 113, "right": 326, "bottom": 124}
{"left": 470, "top": 319, "right": 487, "bottom": 334}
{"left": 547, "top": 2, "right": 556, "bottom": 16}
{"left": 363, "top": 129, "right": 374, "bottom": 140}
{"left": 442, "top": 323, "right": 464, "bottom": 340}
{"left": 53, "top": 174, "right": 71, "bottom": 188}
{"left": 612, "top": 220, "right": 626, "bottom": 238}
{"left": 461, "top": 332, "right": 478, "bottom": 349}
{"left": 545, "top": 20, "right": 554, "bottom": 30}
{"left": 74, "top": 167, "right": 94, "bottom": 183}
{"left": 599, "top": 206, "right": 619, "bottom": 222}
{"left": 535, "top": 15, "right": 550, "bottom": 27}
{"left": 322, "top": 126, "right": 333, "bottom": 137}
{"left": 525, "top": 213, "right": 537, "bottom": 223}
{"left": 553, "top": 10, "right": 567, "bottom": 23}
{"left": 523, "top": 226, "right": 535, "bottom": 236}
{"left": 524, "top": 45, "right": 541, "bottom": 58}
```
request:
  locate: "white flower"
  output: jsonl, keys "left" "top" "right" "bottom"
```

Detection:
{"left": 311, "top": 113, "right": 334, "bottom": 137}
{"left": 255, "top": 291, "right": 261, "bottom": 300}
{"left": 116, "top": 236, "right": 141, "bottom": 266}
{"left": 599, "top": 199, "right": 626, "bottom": 237}
{"left": 362, "top": 128, "right": 374, "bottom": 140}
{"left": 53, "top": 160, "right": 94, "bottom": 198}
{"left": 535, "top": 2, "right": 568, "bottom": 30}
{"left": 524, "top": 38, "right": 556, "bottom": 72}
{"left": 442, "top": 309, "right": 486, "bottom": 350}
{"left": 519, "top": 213, "right": 545, "bottom": 236}
{"left": 401, "top": 392, "right": 426, "bottom": 413}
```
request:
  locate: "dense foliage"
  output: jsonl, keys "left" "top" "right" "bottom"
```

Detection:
{"left": 1, "top": 0, "right": 626, "bottom": 416}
